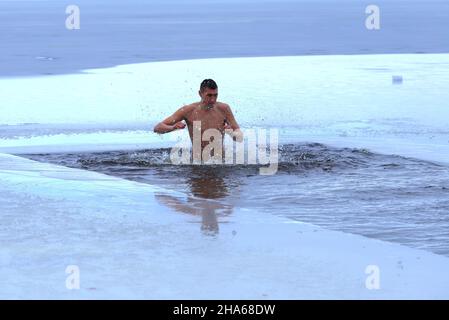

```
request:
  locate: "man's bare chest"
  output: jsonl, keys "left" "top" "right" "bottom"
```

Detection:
{"left": 185, "top": 109, "right": 226, "bottom": 132}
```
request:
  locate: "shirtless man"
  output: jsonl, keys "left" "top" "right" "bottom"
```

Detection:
{"left": 153, "top": 79, "right": 243, "bottom": 161}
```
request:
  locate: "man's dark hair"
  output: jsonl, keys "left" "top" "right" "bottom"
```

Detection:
{"left": 200, "top": 79, "right": 218, "bottom": 92}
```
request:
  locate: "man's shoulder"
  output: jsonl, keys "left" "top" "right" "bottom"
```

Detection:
{"left": 216, "top": 102, "right": 231, "bottom": 111}
{"left": 178, "top": 103, "right": 198, "bottom": 113}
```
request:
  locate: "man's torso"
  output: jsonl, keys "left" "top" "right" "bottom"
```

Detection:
{"left": 183, "top": 102, "right": 227, "bottom": 143}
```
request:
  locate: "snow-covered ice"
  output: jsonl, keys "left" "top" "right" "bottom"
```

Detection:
{"left": 1, "top": 54, "right": 449, "bottom": 162}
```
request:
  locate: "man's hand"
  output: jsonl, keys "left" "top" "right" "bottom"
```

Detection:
{"left": 154, "top": 120, "right": 186, "bottom": 134}
{"left": 173, "top": 121, "right": 186, "bottom": 130}
{"left": 154, "top": 106, "right": 188, "bottom": 134}
{"left": 224, "top": 124, "right": 243, "bottom": 143}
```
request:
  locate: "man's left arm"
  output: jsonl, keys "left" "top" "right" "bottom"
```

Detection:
{"left": 223, "top": 104, "right": 243, "bottom": 142}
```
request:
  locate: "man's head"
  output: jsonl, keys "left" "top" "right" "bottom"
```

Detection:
{"left": 199, "top": 79, "right": 218, "bottom": 107}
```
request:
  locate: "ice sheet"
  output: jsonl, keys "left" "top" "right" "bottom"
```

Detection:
{"left": 1, "top": 54, "right": 448, "bottom": 163}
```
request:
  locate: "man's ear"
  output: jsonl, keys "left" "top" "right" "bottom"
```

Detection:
{"left": 198, "top": 90, "right": 202, "bottom": 98}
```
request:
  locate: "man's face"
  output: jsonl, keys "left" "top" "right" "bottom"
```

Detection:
{"left": 200, "top": 88, "right": 218, "bottom": 107}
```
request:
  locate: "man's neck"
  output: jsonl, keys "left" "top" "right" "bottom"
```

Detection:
{"left": 199, "top": 102, "right": 214, "bottom": 111}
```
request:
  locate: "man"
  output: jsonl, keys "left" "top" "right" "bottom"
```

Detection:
{"left": 153, "top": 79, "right": 243, "bottom": 161}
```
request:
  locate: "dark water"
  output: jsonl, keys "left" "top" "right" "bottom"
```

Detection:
{"left": 22, "top": 142, "right": 449, "bottom": 256}
{"left": 2, "top": 0, "right": 449, "bottom": 77}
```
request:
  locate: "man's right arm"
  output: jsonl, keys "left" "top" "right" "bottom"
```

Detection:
{"left": 153, "top": 106, "right": 187, "bottom": 134}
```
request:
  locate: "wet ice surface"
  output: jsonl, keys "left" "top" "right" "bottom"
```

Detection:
{"left": 24, "top": 142, "right": 449, "bottom": 257}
